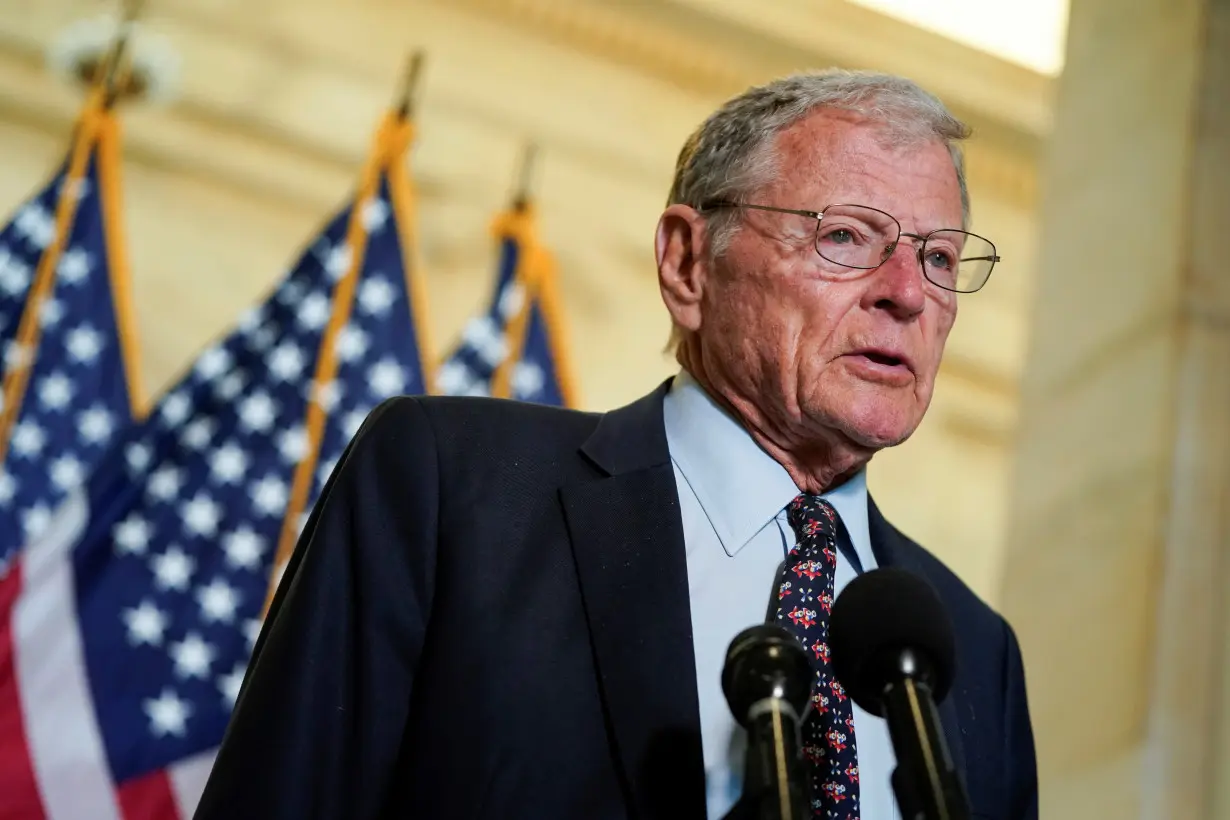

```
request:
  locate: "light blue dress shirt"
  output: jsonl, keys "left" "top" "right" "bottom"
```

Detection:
{"left": 662, "top": 371, "right": 897, "bottom": 819}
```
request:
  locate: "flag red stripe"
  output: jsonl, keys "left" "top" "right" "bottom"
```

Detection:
{"left": 0, "top": 563, "right": 49, "bottom": 820}
{"left": 116, "top": 767, "right": 181, "bottom": 820}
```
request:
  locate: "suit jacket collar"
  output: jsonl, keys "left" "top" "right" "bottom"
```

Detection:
{"left": 579, "top": 378, "right": 675, "bottom": 476}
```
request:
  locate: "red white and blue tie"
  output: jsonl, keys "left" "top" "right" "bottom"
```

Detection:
{"left": 776, "top": 493, "right": 861, "bottom": 819}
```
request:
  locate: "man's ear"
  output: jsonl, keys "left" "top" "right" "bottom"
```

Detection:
{"left": 655, "top": 204, "right": 711, "bottom": 335}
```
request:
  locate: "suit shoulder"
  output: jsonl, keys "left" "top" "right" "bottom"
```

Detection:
{"left": 318, "top": 397, "right": 440, "bottom": 492}
{"left": 377, "top": 396, "right": 605, "bottom": 514}
{"left": 345, "top": 395, "right": 435, "bottom": 451}
{"left": 350, "top": 394, "right": 596, "bottom": 438}
{"left": 909, "top": 539, "right": 990, "bottom": 613}
{"left": 403, "top": 394, "right": 602, "bottom": 449}
{"left": 879, "top": 516, "right": 1011, "bottom": 642}
{"left": 409, "top": 393, "right": 600, "bottom": 422}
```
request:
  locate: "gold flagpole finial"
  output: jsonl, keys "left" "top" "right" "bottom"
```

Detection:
{"left": 51, "top": 0, "right": 177, "bottom": 106}
{"left": 100, "top": 0, "right": 146, "bottom": 106}
{"left": 395, "top": 51, "right": 426, "bottom": 119}
{"left": 512, "top": 142, "right": 539, "bottom": 211}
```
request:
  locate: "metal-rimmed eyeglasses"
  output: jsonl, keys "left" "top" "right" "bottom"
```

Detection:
{"left": 700, "top": 200, "right": 999, "bottom": 294}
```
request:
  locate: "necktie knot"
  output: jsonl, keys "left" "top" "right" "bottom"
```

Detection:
{"left": 787, "top": 493, "right": 838, "bottom": 543}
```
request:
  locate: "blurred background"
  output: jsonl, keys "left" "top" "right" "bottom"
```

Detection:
{"left": 0, "top": 0, "right": 1226, "bottom": 817}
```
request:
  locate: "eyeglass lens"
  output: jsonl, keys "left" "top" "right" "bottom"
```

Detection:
{"left": 814, "top": 204, "right": 996, "bottom": 293}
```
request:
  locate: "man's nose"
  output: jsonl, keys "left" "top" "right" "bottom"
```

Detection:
{"left": 866, "top": 240, "right": 927, "bottom": 318}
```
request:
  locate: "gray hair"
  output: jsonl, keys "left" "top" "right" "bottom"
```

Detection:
{"left": 663, "top": 69, "right": 972, "bottom": 353}
{"left": 668, "top": 68, "right": 972, "bottom": 258}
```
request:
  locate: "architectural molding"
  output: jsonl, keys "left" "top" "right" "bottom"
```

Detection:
{"left": 439, "top": 0, "right": 1053, "bottom": 137}
{"left": 1, "top": 0, "right": 1041, "bottom": 212}
{"left": 435, "top": 0, "right": 1044, "bottom": 206}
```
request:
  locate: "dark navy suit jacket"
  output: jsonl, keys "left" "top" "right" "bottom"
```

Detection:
{"left": 194, "top": 382, "right": 1038, "bottom": 819}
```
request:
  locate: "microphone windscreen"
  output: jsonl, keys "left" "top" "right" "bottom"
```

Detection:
{"left": 721, "top": 623, "right": 813, "bottom": 724}
{"left": 829, "top": 568, "right": 957, "bottom": 716}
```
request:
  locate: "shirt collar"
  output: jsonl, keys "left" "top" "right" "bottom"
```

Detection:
{"left": 662, "top": 370, "right": 872, "bottom": 568}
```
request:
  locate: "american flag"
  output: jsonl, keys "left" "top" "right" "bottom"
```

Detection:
{"left": 0, "top": 101, "right": 141, "bottom": 577}
{"left": 0, "top": 112, "right": 432, "bottom": 819}
{"left": 434, "top": 203, "right": 576, "bottom": 406}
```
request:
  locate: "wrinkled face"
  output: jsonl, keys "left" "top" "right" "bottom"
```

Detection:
{"left": 697, "top": 111, "right": 964, "bottom": 449}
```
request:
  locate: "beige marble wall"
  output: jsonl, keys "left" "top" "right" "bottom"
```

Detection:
{"left": 0, "top": 0, "right": 1049, "bottom": 605}
{"left": 1146, "top": 5, "right": 1230, "bottom": 816}
{"left": 999, "top": 0, "right": 1230, "bottom": 815}
{"left": 1182, "top": 3, "right": 1230, "bottom": 815}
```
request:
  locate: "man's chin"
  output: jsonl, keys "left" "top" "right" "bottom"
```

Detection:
{"left": 837, "top": 404, "right": 922, "bottom": 450}
{"left": 844, "top": 427, "right": 913, "bottom": 451}
{"left": 798, "top": 384, "right": 926, "bottom": 450}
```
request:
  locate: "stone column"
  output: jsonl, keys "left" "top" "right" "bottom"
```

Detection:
{"left": 998, "top": 0, "right": 1230, "bottom": 816}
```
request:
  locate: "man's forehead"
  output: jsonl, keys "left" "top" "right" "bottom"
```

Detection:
{"left": 769, "top": 112, "right": 963, "bottom": 225}
{"left": 779, "top": 108, "right": 876, "bottom": 146}
{"left": 776, "top": 110, "right": 924, "bottom": 170}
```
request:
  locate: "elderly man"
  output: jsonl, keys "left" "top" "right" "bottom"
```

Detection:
{"left": 196, "top": 69, "right": 1037, "bottom": 820}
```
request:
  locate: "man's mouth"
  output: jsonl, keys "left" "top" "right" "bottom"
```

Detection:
{"left": 845, "top": 348, "right": 915, "bottom": 384}
{"left": 861, "top": 351, "right": 903, "bottom": 367}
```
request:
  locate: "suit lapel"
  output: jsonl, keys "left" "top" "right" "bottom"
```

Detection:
{"left": 561, "top": 382, "right": 706, "bottom": 819}
{"left": 867, "top": 498, "right": 969, "bottom": 787}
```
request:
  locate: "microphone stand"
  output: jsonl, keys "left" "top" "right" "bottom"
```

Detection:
{"left": 881, "top": 650, "right": 969, "bottom": 820}
{"left": 720, "top": 696, "right": 810, "bottom": 820}
{"left": 719, "top": 621, "right": 814, "bottom": 820}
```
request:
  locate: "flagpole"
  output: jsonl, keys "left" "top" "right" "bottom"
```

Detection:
{"left": 261, "top": 123, "right": 391, "bottom": 616}
{"left": 515, "top": 141, "right": 577, "bottom": 406}
{"left": 102, "top": 0, "right": 145, "bottom": 107}
{"left": 521, "top": 242, "right": 579, "bottom": 407}
{"left": 395, "top": 51, "right": 425, "bottom": 119}
{"left": 95, "top": 101, "right": 147, "bottom": 419}
{"left": 512, "top": 143, "right": 537, "bottom": 211}
{"left": 95, "top": 2, "right": 149, "bottom": 419}
{"left": 0, "top": 0, "right": 150, "bottom": 465}
{"left": 489, "top": 144, "right": 542, "bottom": 400}
{"left": 263, "top": 59, "right": 426, "bottom": 615}
{"left": 387, "top": 51, "right": 437, "bottom": 393}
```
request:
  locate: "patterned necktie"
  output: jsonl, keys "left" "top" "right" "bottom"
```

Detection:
{"left": 775, "top": 493, "right": 861, "bottom": 819}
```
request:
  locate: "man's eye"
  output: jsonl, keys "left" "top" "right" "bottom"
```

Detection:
{"left": 926, "top": 250, "right": 955, "bottom": 270}
{"left": 821, "top": 228, "right": 856, "bottom": 245}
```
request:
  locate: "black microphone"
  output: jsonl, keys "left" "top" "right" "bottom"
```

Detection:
{"left": 719, "top": 624, "right": 814, "bottom": 820}
{"left": 829, "top": 568, "right": 969, "bottom": 820}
